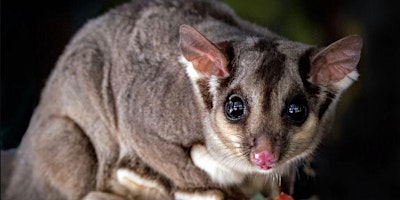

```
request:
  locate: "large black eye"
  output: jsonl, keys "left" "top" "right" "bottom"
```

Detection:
{"left": 224, "top": 94, "right": 246, "bottom": 122}
{"left": 286, "top": 100, "right": 308, "bottom": 125}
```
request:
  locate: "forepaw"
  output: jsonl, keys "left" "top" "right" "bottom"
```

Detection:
{"left": 116, "top": 169, "right": 170, "bottom": 199}
{"left": 83, "top": 192, "right": 127, "bottom": 200}
{"left": 174, "top": 189, "right": 224, "bottom": 200}
{"left": 190, "top": 144, "right": 245, "bottom": 185}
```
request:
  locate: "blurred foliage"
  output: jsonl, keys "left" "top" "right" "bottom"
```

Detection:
{"left": 221, "top": 0, "right": 323, "bottom": 44}
{"left": 221, "top": 0, "right": 362, "bottom": 45}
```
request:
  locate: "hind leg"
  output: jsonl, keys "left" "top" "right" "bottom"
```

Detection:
{"left": 31, "top": 116, "right": 98, "bottom": 199}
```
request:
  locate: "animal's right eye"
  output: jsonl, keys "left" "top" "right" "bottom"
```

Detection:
{"left": 224, "top": 94, "right": 247, "bottom": 122}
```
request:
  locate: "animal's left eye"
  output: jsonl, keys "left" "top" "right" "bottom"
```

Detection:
{"left": 286, "top": 100, "right": 308, "bottom": 125}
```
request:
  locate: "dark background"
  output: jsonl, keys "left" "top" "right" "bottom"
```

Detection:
{"left": 1, "top": 0, "right": 399, "bottom": 199}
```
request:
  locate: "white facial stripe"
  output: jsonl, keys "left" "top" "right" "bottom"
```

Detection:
{"left": 116, "top": 169, "right": 168, "bottom": 196}
{"left": 174, "top": 190, "right": 224, "bottom": 200}
{"left": 180, "top": 55, "right": 221, "bottom": 111}
{"left": 179, "top": 55, "right": 201, "bottom": 81}
{"left": 334, "top": 70, "right": 359, "bottom": 91}
{"left": 179, "top": 55, "right": 206, "bottom": 108}
{"left": 209, "top": 76, "right": 219, "bottom": 97}
{"left": 180, "top": 55, "right": 221, "bottom": 97}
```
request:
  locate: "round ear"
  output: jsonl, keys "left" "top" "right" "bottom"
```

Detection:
{"left": 179, "top": 25, "right": 229, "bottom": 78}
{"left": 308, "top": 35, "right": 363, "bottom": 90}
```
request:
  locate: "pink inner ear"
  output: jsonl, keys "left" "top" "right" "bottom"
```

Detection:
{"left": 179, "top": 25, "right": 229, "bottom": 78}
{"left": 309, "top": 35, "right": 362, "bottom": 86}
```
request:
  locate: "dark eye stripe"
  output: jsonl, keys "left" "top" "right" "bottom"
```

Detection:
{"left": 196, "top": 79, "right": 213, "bottom": 110}
{"left": 318, "top": 91, "right": 335, "bottom": 119}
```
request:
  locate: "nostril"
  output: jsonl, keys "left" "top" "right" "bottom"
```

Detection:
{"left": 273, "top": 135, "right": 280, "bottom": 143}
{"left": 250, "top": 137, "right": 256, "bottom": 148}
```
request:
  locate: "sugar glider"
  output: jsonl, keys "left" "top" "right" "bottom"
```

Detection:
{"left": 1, "top": 0, "right": 362, "bottom": 199}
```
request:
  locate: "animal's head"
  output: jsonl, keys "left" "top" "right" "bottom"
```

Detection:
{"left": 179, "top": 25, "right": 362, "bottom": 174}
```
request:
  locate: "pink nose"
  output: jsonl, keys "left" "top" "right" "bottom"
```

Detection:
{"left": 252, "top": 151, "right": 275, "bottom": 170}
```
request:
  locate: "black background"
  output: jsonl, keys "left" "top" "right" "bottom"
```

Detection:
{"left": 1, "top": 0, "right": 399, "bottom": 199}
